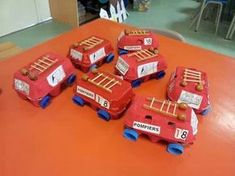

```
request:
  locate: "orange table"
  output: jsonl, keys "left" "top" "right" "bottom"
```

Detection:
{"left": 1, "top": 19, "right": 235, "bottom": 176}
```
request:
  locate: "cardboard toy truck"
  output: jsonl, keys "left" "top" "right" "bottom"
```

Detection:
{"left": 73, "top": 69, "right": 134, "bottom": 121}
{"left": 123, "top": 95, "right": 198, "bottom": 155}
{"left": 13, "top": 52, "right": 76, "bottom": 108}
{"left": 68, "top": 36, "right": 114, "bottom": 72}
{"left": 167, "top": 67, "right": 210, "bottom": 115}
{"left": 117, "top": 29, "right": 159, "bottom": 55}
{"left": 115, "top": 48, "right": 167, "bottom": 87}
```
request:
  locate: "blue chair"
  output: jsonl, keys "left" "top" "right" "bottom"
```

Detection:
{"left": 190, "top": 0, "right": 228, "bottom": 35}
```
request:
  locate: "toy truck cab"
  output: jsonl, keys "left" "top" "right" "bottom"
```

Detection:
{"left": 115, "top": 48, "right": 167, "bottom": 87}
{"left": 167, "top": 67, "right": 210, "bottom": 115}
{"left": 72, "top": 69, "right": 134, "bottom": 121}
{"left": 123, "top": 95, "right": 198, "bottom": 155}
{"left": 117, "top": 29, "right": 159, "bottom": 55}
{"left": 68, "top": 36, "right": 114, "bottom": 72}
{"left": 13, "top": 52, "right": 76, "bottom": 108}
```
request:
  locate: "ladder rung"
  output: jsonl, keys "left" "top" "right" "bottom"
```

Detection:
{"left": 184, "top": 78, "right": 202, "bottom": 83}
{"left": 42, "top": 56, "right": 56, "bottom": 64}
{"left": 103, "top": 78, "right": 114, "bottom": 87}
{"left": 160, "top": 100, "right": 165, "bottom": 111}
{"left": 97, "top": 76, "right": 108, "bottom": 85}
{"left": 184, "top": 74, "right": 201, "bottom": 80}
{"left": 185, "top": 69, "right": 202, "bottom": 75}
{"left": 34, "top": 62, "right": 47, "bottom": 70}
{"left": 31, "top": 65, "right": 44, "bottom": 72}
{"left": 38, "top": 59, "right": 51, "bottom": 66}
{"left": 92, "top": 73, "right": 103, "bottom": 82}
{"left": 106, "top": 81, "right": 119, "bottom": 89}
{"left": 143, "top": 104, "right": 177, "bottom": 118}
{"left": 166, "top": 101, "right": 171, "bottom": 113}
{"left": 150, "top": 97, "right": 155, "bottom": 108}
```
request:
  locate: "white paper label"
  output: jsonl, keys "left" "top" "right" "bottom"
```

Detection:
{"left": 70, "top": 49, "right": 83, "bottom": 61}
{"left": 174, "top": 128, "right": 189, "bottom": 141}
{"left": 77, "top": 85, "right": 95, "bottom": 100}
{"left": 116, "top": 57, "right": 129, "bottom": 75}
{"left": 95, "top": 94, "right": 110, "bottom": 109}
{"left": 47, "top": 65, "right": 66, "bottom": 87}
{"left": 124, "top": 45, "right": 142, "bottom": 50}
{"left": 15, "top": 79, "right": 30, "bottom": 95}
{"left": 191, "top": 110, "right": 198, "bottom": 135}
{"left": 89, "top": 47, "right": 106, "bottom": 64}
{"left": 144, "top": 38, "right": 152, "bottom": 45}
{"left": 178, "top": 90, "right": 203, "bottom": 109}
{"left": 133, "top": 121, "right": 160, "bottom": 135}
{"left": 137, "top": 62, "right": 158, "bottom": 78}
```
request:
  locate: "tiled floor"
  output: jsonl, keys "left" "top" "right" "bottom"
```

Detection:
{"left": 0, "top": 0, "right": 234, "bottom": 59}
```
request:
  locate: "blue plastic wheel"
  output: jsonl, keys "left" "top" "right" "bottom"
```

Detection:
{"left": 40, "top": 95, "right": 51, "bottom": 109}
{"left": 105, "top": 53, "right": 114, "bottom": 63}
{"left": 156, "top": 71, "right": 166, "bottom": 79}
{"left": 89, "top": 64, "right": 97, "bottom": 71}
{"left": 167, "top": 143, "right": 184, "bottom": 155}
{"left": 97, "top": 109, "right": 111, "bottom": 121}
{"left": 119, "top": 49, "right": 128, "bottom": 55}
{"left": 200, "top": 106, "right": 211, "bottom": 116}
{"left": 123, "top": 128, "right": 139, "bottom": 141}
{"left": 72, "top": 95, "right": 85, "bottom": 106}
{"left": 67, "top": 74, "right": 76, "bottom": 86}
{"left": 131, "top": 79, "right": 142, "bottom": 88}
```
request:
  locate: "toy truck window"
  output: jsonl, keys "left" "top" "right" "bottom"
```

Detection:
{"left": 15, "top": 79, "right": 30, "bottom": 95}
{"left": 116, "top": 57, "right": 129, "bottom": 75}
{"left": 47, "top": 65, "right": 66, "bottom": 87}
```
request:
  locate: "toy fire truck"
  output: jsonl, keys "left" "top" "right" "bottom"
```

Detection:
{"left": 117, "top": 29, "right": 159, "bottom": 55}
{"left": 167, "top": 67, "right": 210, "bottom": 115}
{"left": 13, "top": 52, "right": 76, "bottom": 108}
{"left": 123, "top": 95, "right": 198, "bottom": 155}
{"left": 68, "top": 36, "right": 114, "bottom": 72}
{"left": 72, "top": 69, "right": 134, "bottom": 121}
{"left": 115, "top": 48, "right": 167, "bottom": 87}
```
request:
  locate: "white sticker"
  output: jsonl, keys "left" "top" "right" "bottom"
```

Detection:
{"left": 116, "top": 57, "right": 129, "bottom": 75}
{"left": 133, "top": 121, "right": 160, "bottom": 135}
{"left": 47, "top": 65, "right": 65, "bottom": 87}
{"left": 144, "top": 38, "right": 152, "bottom": 45}
{"left": 77, "top": 85, "right": 95, "bottom": 100}
{"left": 191, "top": 110, "right": 198, "bottom": 135}
{"left": 124, "top": 45, "right": 142, "bottom": 50}
{"left": 15, "top": 79, "right": 30, "bottom": 95}
{"left": 89, "top": 47, "right": 106, "bottom": 64}
{"left": 178, "top": 90, "right": 203, "bottom": 110}
{"left": 70, "top": 49, "right": 83, "bottom": 61}
{"left": 95, "top": 94, "right": 110, "bottom": 109}
{"left": 137, "top": 62, "right": 158, "bottom": 78}
{"left": 174, "top": 128, "right": 189, "bottom": 141}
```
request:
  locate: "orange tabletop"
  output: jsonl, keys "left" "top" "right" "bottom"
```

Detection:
{"left": 1, "top": 19, "right": 235, "bottom": 176}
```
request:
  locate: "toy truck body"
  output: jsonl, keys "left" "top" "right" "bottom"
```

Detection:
{"left": 72, "top": 69, "right": 134, "bottom": 121}
{"left": 115, "top": 49, "right": 167, "bottom": 87}
{"left": 68, "top": 36, "right": 114, "bottom": 72}
{"left": 167, "top": 67, "right": 210, "bottom": 115}
{"left": 13, "top": 52, "right": 76, "bottom": 108}
{"left": 117, "top": 29, "right": 159, "bottom": 55}
{"left": 123, "top": 95, "right": 198, "bottom": 155}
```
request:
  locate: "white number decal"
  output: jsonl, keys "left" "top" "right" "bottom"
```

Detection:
{"left": 95, "top": 94, "right": 110, "bottom": 109}
{"left": 47, "top": 65, "right": 65, "bottom": 87}
{"left": 174, "top": 128, "right": 189, "bottom": 140}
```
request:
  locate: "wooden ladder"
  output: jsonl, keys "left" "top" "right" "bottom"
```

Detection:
{"left": 128, "top": 49, "right": 157, "bottom": 62}
{"left": 30, "top": 56, "right": 57, "bottom": 74}
{"left": 126, "top": 30, "right": 150, "bottom": 35}
{"left": 79, "top": 36, "right": 104, "bottom": 50}
{"left": 143, "top": 97, "right": 187, "bottom": 121}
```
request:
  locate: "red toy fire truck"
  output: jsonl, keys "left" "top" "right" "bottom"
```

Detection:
{"left": 117, "top": 29, "right": 159, "bottom": 55}
{"left": 167, "top": 67, "right": 210, "bottom": 115}
{"left": 115, "top": 48, "right": 167, "bottom": 87}
{"left": 72, "top": 69, "right": 134, "bottom": 121}
{"left": 68, "top": 36, "right": 114, "bottom": 72}
{"left": 123, "top": 95, "right": 198, "bottom": 155}
{"left": 13, "top": 52, "right": 76, "bottom": 108}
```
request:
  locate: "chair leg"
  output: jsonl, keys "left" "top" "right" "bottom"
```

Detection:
{"left": 226, "top": 15, "right": 235, "bottom": 39}
{"left": 229, "top": 23, "right": 235, "bottom": 39}
{"left": 195, "top": 1, "right": 208, "bottom": 32}
{"left": 215, "top": 3, "right": 223, "bottom": 35}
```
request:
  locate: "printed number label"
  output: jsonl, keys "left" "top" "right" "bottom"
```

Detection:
{"left": 70, "top": 49, "right": 83, "bottom": 61}
{"left": 137, "top": 62, "right": 158, "bottom": 78}
{"left": 47, "top": 65, "right": 65, "bottom": 87}
{"left": 144, "top": 38, "right": 153, "bottom": 45}
{"left": 178, "top": 90, "right": 203, "bottom": 109}
{"left": 174, "top": 128, "right": 189, "bottom": 140}
{"left": 15, "top": 79, "right": 30, "bottom": 95}
{"left": 96, "top": 94, "right": 110, "bottom": 109}
{"left": 89, "top": 47, "right": 106, "bottom": 64}
{"left": 116, "top": 57, "right": 129, "bottom": 75}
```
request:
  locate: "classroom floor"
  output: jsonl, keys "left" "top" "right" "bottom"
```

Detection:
{"left": 0, "top": 0, "right": 234, "bottom": 60}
